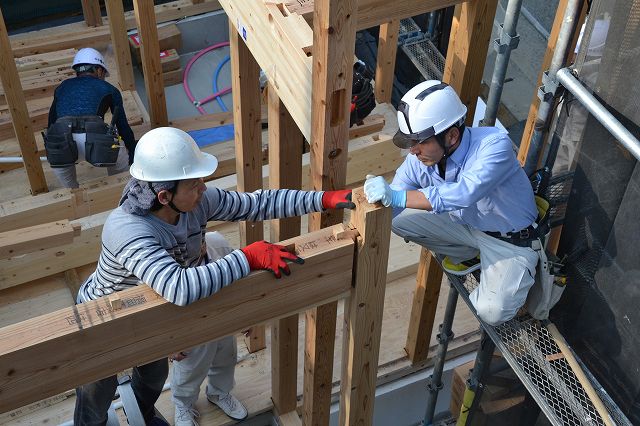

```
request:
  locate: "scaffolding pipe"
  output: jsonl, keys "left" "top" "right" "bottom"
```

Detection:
{"left": 423, "top": 285, "right": 459, "bottom": 425}
{"left": 482, "top": 0, "right": 523, "bottom": 127}
{"left": 458, "top": 330, "right": 496, "bottom": 425}
{"left": 523, "top": 0, "right": 582, "bottom": 175}
{"left": 0, "top": 156, "right": 47, "bottom": 164}
{"left": 556, "top": 67, "right": 640, "bottom": 162}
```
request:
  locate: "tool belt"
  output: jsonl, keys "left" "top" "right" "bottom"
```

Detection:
{"left": 44, "top": 116, "right": 120, "bottom": 168}
{"left": 484, "top": 224, "right": 541, "bottom": 247}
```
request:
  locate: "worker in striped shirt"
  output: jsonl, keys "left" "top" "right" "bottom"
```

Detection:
{"left": 73, "top": 127, "right": 355, "bottom": 426}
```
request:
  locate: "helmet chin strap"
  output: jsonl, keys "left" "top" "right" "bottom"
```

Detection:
{"left": 149, "top": 182, "right": 184, "bottom": 215}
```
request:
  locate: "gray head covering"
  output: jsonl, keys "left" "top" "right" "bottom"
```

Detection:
{"left": 119, "top": 177, "right": 176, "bottom": 215}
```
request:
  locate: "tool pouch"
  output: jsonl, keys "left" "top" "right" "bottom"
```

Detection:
{"left": 44, "top": 120, "right": 77, "bottom": 168}
{"left": 84, "top": 121, "right": 120, "bottom": 167}
{"left": 526, "top": 247, "right": 566, "bottom": 320}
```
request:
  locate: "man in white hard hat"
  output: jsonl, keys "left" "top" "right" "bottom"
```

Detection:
{"left": 45, "top": 47, "right": 136, "bottom": 188}
{"left": 364, "top": 81, "right": 539, "bottom": 326}
{"left": 73, "top": 127, "right": 355, "bottom": 425}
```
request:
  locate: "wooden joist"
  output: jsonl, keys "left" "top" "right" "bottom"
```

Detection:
{"left": 0, "top": 225, "right": 355, "bottom": 414}
{"left": 10, "top": 26, "right": 111, "bottom": 58}
{"left": 13, "top": 49, "right": 77, "bottom": 73}
{"left": 105, "top": 0, "right": 135, "bottom": 91}
{"left": 0, "top": 219, "right": 81, "bottom": 260}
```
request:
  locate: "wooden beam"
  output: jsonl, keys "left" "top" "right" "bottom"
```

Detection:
{"left": 517, "top": 0, "right": 587, "bottom": 164}
{"left": 304, "top": 1, "right": 357, "bottom": 425}
{"left": 105, "top": 0, "right": 135, "bottom": 91}
{"left": 230, "top": 22, "right": 266, "bottom": 353}
{"left": 442, "top": 0, "right": 498, "bottom": 126}
{"left": 339, "top": 187, "right": 391, "bottom": 425}
{"left": 133, "top": 0, "right": 168, "bottom": 127}
{"left": 405, "top": 249, "right": 443, "bottom": 363}
{"left": 13, "top": 49, "right": 77, "bottom": 73}
{"left": 81, "top": 0, "right": 103, "bottom": 27}
{"left": 220, "top": 0, "right": 313, "bottom": 140}
{"left": 374, "top": 19, "right": 399, "bottom": 104}
{"left": 0, "top": 226, "right": 355, "bottom": 413}
{"left": 0, "top": 220, "right": 80, "bottom": 259}
{"left": 10, "top": 27, "right": 111, "bottom": 58}
{"left": 0, "top": 7, "right": 47, "bottom": 195}
{"left": 268, "top": 85, "right": 304, "bottom": 414}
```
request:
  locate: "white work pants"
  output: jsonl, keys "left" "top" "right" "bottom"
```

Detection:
{"left": 171, "top": 232, "right": 238, "bottom": 408}
{"left": 392, "top": 209, "right": 539, "bottom": 325}
{"left": 51, "top": 133, "right": 128, "bottom": 189}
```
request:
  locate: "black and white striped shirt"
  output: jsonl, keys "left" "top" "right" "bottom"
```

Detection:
{"left": 78, "top": 187, "right": 324, "bottom": 306}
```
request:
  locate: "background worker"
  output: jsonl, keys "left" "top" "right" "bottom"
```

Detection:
{"left": 45, "top": 47, "right": 136, "bottom": 189}
{"left": 364, "top": 80, "right": 539, "bottom": 326}
{"left": 73, "top": 127, "right": 354, "bottom": 425}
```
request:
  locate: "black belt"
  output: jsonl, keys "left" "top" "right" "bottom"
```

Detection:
{"left": 484, "top": 224, "right": 539, "bottom": 247}
{"left": 56, "top": 116, "right": 104, "bottom": 133}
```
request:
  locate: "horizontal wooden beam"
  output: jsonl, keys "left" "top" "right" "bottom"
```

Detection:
{"left": 0, "top": 132, "right": 403, "bottom": 289}
{"left": 0, "top": 225, "right": 354, "bottom": 413}
{"left": 286, "top": 0, "right": 463, "bottom": 30}
{"left": 355, "top": 0, "right": 462, "bottom": 30}
{"left": 0, "top": 220, "right": 80, "bottom": 259}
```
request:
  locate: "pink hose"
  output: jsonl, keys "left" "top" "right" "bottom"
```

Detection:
{"left": 182, "top": 42, "right": 231, "bottom": 115}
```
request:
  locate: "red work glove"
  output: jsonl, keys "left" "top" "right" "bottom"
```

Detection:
{"left": 322, "top": 189, "right": 355, "bottom": 209}
{"left": 241, "top": 240, "right": 304, "bottom": 278}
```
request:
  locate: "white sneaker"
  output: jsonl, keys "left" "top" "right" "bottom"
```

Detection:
{"left": 174, "top": 405, "right": 200, "bottom": 426}
{"left": 207, "top": 393, "right": 248, "bottom": 421}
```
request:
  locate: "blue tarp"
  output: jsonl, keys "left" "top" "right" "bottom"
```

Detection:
{"left": 188, "top": 125, "right": 235, "bottom": 148}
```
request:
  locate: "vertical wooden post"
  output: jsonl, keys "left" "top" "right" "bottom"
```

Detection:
{"left": 81, "top": 0, "right": 103, "bottom": 27}
{"left": 374, "top": 19, "right": 399, "bottom": 104}
{"left": 230, "top": 23, "right": 266, "bottom": 353}
{"left": 517, "top": 0, "right": 587, "bottom": 164}
{"left": 402, "top": 0, "right": 498, "bottom": 366}
{"left": 442, "top": 0, "right": 498, "bottom": 126}
{"left": 304, "top": 0, "right": 357, "bottom": 424}
{"left": 268, "top": 85, "right": 304, "bottom": 415}
{"left": 339, "top": 188, "right": 391, "bottom": 426}
{"left": 0, "top": 7, "right": 47, "bottom": 195}
{"left": 133, "top": 0, "right": 168, "bottom": 127}
{"left": 404, "top": 249, "right": 443, "bottom": 363}
{"left": 105, "top": 0, "right": 135, "bottom": 91}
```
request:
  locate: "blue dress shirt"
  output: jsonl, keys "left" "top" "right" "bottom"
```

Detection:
{"left": 390, "top": 127, "right": 537, "bottom": 234}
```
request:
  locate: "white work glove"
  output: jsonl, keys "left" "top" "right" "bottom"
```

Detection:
{"left": 364, "top": 175, "right": 407, "bottom": 208}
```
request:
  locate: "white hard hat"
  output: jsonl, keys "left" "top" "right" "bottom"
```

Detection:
{"left": 72, "top": 47, "right": 109, "bottom": 76}
{"left": 129, "top": 127, "right": 218, "bottom": 182}
{"left": 393, "top": 80, "right": 467, "bottom": 149}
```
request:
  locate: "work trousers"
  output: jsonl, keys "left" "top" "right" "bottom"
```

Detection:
{"left": 73, "top": 358, "right": 168, "bottom": 425}
{"left": 171, "top": 231, "right": 238, "bottom": 409}
{"left": 392, "top": 209, "right": 539, "bottom": 325}
{"left": 171, "top": 335, "right": 237, "bottom": 408}
{"left": 51, "top": 133, "right": 128, "bottom": 189}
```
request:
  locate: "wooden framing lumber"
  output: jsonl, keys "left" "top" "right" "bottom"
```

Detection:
{"left": 0, "top": 219, "right": 80, "bottom": 259}
{"left": 129, "top": 23, "right": 182, "bottom": 65}
{"left": 442, "top": 0, "right": 498, "bottom": 126}
{"left": 339, "top": 187, "right": 392, "bottom": 425}
{"left": 120, "top": 0, "right": 222, "bottom": 30}
{"left": 0, "top": 225, "right": 355, "bottom": 413}
{"left": 374, "top": 19, "right": 400, "bottom": 104}
{"left": 230, "top": 23, "right": 266, "bottom": 353}
{"left": 268, "top": 85, "right": 304, "bottom": 414}
{"left": 0, "top": 7, "right": 47, "bottom": 195}
{"left": 81, "top": 0, "right": 104, "bottom": 27}
{"left": 221, "top": 0, "right": 313, "bottom": 139}
{"left": 133, "top": 0, "right": 168, "bottom": 127}
{"left": 304, "top": 0, "right": 357, "bottom": 424}
{"left": 405, "top": 249, "right": 443, "bottom": 364}
{"left": 13, "top": 49, "right": 77, "bottom": 73}
{"left": 10, "top": 27, "right": 111, "bottom": 58}
{"left": 105, "top": 0, "right": 135, "bottom": 91}
{"left": 0, "top": 132, "right": 404, "bottom": 291}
